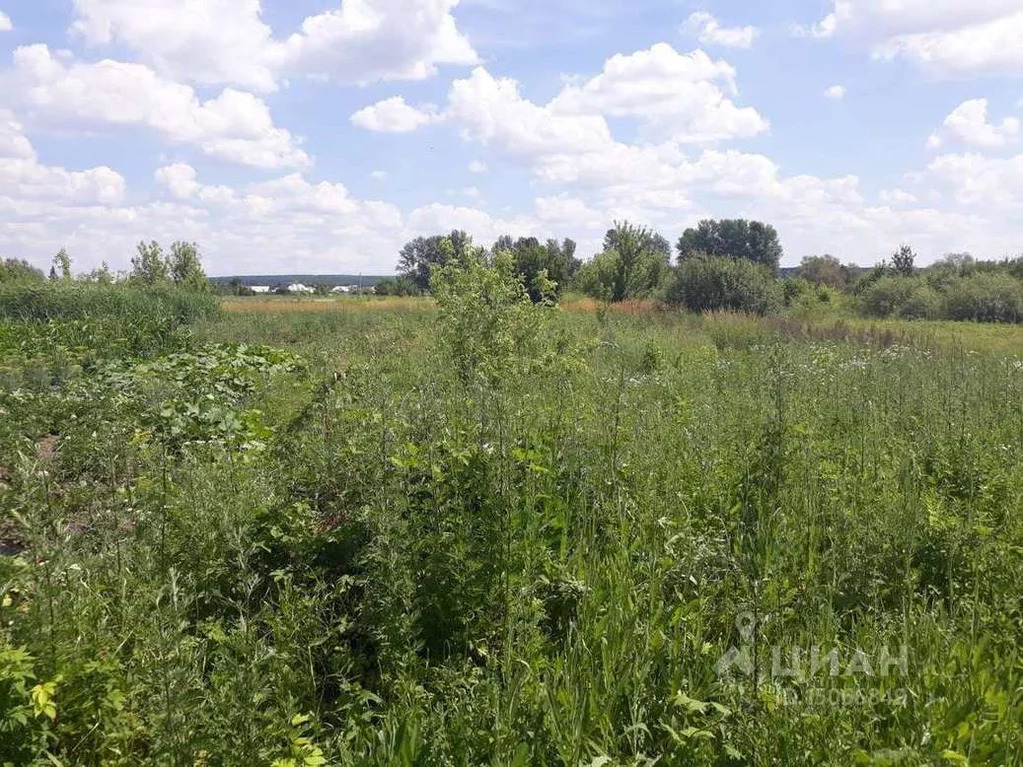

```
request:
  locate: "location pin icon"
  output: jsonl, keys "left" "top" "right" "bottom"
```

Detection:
{"left": 736, "top": 611, "right": 756, "bottom": 642}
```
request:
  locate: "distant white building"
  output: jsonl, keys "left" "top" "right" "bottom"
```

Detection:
{"left": 288, "top": 283, "right": 315, "bottom": 294}
{"left": 331, "top": 285, "right": 351, "bottom": 294}
{"left": 251, "top": 285, "right": 271, "bottom": 294}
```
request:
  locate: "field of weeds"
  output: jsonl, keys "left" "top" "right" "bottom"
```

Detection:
{"left": 2, "top": 277, "right": 1022, "bottom": 765}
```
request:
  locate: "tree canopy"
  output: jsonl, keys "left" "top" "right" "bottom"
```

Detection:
{"left": 493, "top": 236, "right": 580, "bottom": 302}
{"left": 797, "top": 255, "right": 849, "bottom": 289}
{"left": 129, "top": 240, "right": 209, "bottom": 290}
{"left": 573, "top": 222, "right": 670, "bottom": 303}
{"left": 676, "top": 219, "right": 783, "bottom": 271}
{"left": 397, "top": 230, "right": 477, "bottom": 293}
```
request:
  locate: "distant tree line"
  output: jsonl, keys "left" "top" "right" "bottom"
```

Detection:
{"left": 396, "top": 218, "right": 1023, "bottom": 323}
{"left": 0, "top": 241, "right": 211, "bottom": 292}
{"left": 395, "top": 218, "right": 786, "bottom": 313}
{"left": 389, "top": 231, "right": 581, "bottom": 301}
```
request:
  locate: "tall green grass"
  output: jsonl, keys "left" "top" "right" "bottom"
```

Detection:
{"left": 0, "top": 281, "right": 219, "bottom": 325}
{"left": 1, "top": 277, "right": 1021, "bottom": 764}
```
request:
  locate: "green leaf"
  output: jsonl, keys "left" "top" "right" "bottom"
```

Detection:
{"left": 941, "top": 750, "right": 969, "bottom": 765}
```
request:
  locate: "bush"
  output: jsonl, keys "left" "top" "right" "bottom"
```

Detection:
{"left": 858, "top": 276, "right": 940, "bottom": 319}
{"left": 374, "top": 276, "right": 420, "bottom": 296}
{"left": 899, "top": 283, "right": 942, "bottom": 319}
{"left": 574, "top": 223, "right": 669, "bottom": 302}
{"left": 664, "top": 254, "right": 782, "bottom": 315}
{"left": 0, "top": 258, "right": 45, "bottom": 284}
{"left": 943, "top": 273, "right": 1023, "bottom": 323}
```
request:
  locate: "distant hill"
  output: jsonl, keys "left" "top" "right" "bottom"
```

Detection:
{"left": 210, "top": 274, "right": 393, "bottom": 287}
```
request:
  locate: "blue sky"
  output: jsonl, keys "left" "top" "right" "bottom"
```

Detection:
{"left": 1, "top": 0, "right": 1021, "bottom": 275}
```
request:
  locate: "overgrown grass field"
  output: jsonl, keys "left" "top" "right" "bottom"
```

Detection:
{"left": 2, "top": 278, "right": 1022, "bottom": 765}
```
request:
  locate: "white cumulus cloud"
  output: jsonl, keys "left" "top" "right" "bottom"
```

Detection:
{"left": 351, "top": 97, "right": 440, "bottom": 133}
{"left": 684, "top": 12, "right": 758, "bottom": 50}
{"left": 804, "top": 2, "right": 1023, "bottom": 77}
{"left": 928, "top": 99, "right": 1020, "bottom": 149}
{"left": 69, "top": 0, "right": 479, "bottom": 92}
{"left": 0, "top": 109, "right": 125, "bottom": 205}
{"left": 12, "top": 44, "right": 310, "bottom": 170}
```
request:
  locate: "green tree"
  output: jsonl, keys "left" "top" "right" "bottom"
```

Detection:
{"left": 891, "top": 244, "right": 916, "bottom": 277}
{"left": 52, "top": 248, "right": 72, "bottom": 280}
{"left": 397, "top": 230, "right": 476, "bottom": 293}
{"left": 578, "top": 221, "right": 669, "bottom": 302}
{"left": 226, "top": 277, "right": 253, "bottom": 296}
{"left": 797, "top": 254, "right": 849, "bottom": 289}
{"left": 130, "top": 241, "right": 169, "bottom": 286}
{"left": 168, "top": 241, "right": 209, "bottom": 290}
{"left": 943, "top": 272, "right": 1023, "bottom": 323}
{"left": 650, "top": 232, "right": 672, "bottom": 260}
{"left": 0, "top": 258, "right": 45, "bottom": 283}
{"left": 83, "top": 261, "right": 114, "bottom": 284}
{"left": 676, "top": 219, "right": 783, "bottom": 271}
{"left": 431, "top": 249, "right": 552, "bottom": 389}
{"left": 924, "top": 253, "right": 974, "bottom": 291}
{"left": 495, "top": 236, "right": 581, "bottom": 302}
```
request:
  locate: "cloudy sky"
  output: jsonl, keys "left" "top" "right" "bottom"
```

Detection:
{"left": 1, "top": 1, "right": 1021, "bottom": 275}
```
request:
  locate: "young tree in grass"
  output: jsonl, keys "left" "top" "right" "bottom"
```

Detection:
{"left": 130, "top": 240, "right": 169, "bottom": 285}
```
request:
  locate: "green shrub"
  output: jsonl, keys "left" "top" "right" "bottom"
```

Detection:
{"left": 858, "top": 276, "right": 940, "bottom": 319}
{"left": 665, "top": 254, "right": 781, "bottom": 315}
{"left": 573, "top": 222, "right": 669, "bottom": 302}
{"left": 899, "top": 282, "right": 942, "bottom": 319}
{"left": 0, "top": 258, "right": 45, "bottom": 284}
{"left": 942, "top": 272, "right": 1023, "bottom": 323}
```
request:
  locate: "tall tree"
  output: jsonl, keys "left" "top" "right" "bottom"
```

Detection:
{"left": 650, "top": 233, "right": 672, "bottom": 260}
{"left": 891, "top": 244, "right": 916, "bottom": 277}
{"left": 579, "top": 221, "right": 669, "bottom": 302}
{"left": 168, "top": 241, "right": 209, "bottom": 290}
{"left": 52, "top": 248, "right": 72, "bottom": 280}
{"left": 797, "top": 255, "right": 849, "bottom": 288}
{"left": 676, "top": 219, "right": 783, "bottom": 271}
{"left": 397, "top": 230, "right": 475, "bottom": 293}
{"left": 495, "top": 236, "right": 582, "bottom": 302}
{"left": 130, "top": 240, "right": 169, "bottom": 286}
